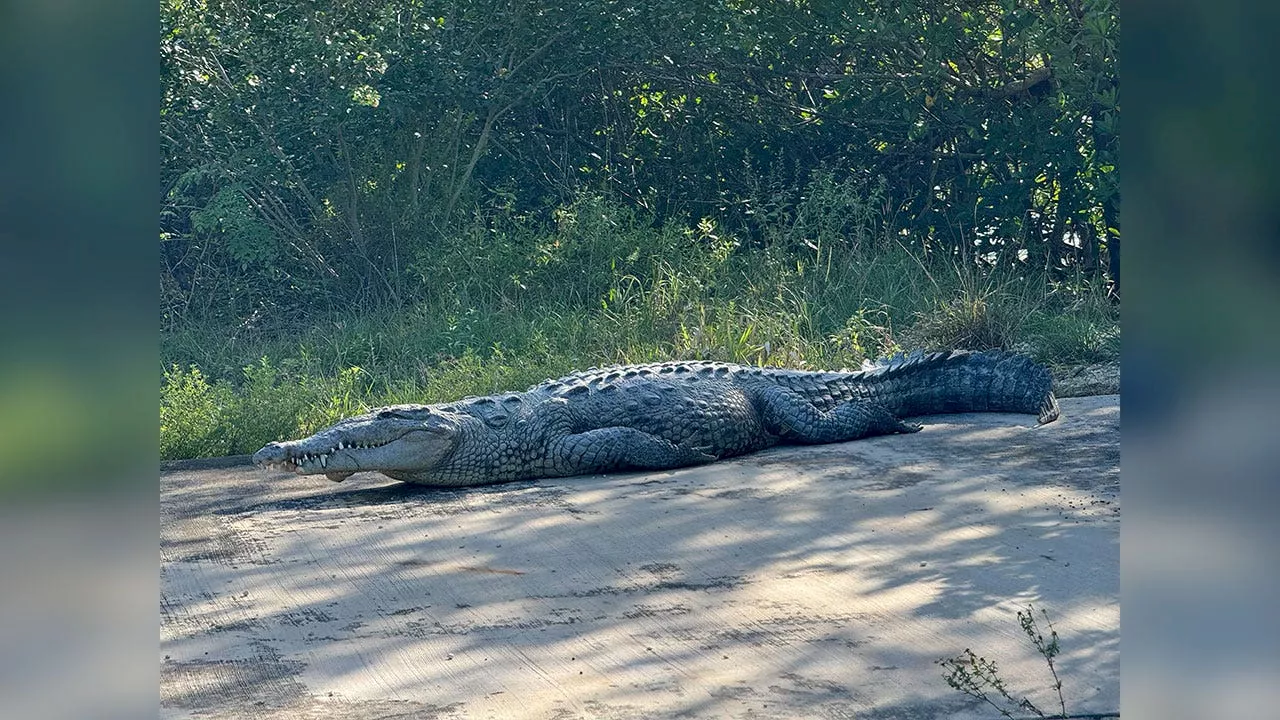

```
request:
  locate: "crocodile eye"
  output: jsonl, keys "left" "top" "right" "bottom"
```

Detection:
{"left": 377, "top": 410, "right": 396, "bottom": 419}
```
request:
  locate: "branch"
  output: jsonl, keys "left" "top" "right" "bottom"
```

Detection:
{"left": 949, "top": 66, "right": 1054, "bottom": 100}
{"left": 206, "top": 55, "right": 328, "bottom": 220}
{"left": 444, "top": 103, "right": 502, "bottom": 221}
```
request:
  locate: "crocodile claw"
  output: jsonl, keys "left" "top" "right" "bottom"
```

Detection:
{"left": 689, "top": 445, "right": 718, "bottom": 463}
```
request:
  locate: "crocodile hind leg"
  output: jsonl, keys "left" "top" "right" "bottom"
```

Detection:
{"left": 545, "top": 427, "right": 717, "bottom": 477}
{"left": 752, "top": 385, "right": 921, "bottom": 444}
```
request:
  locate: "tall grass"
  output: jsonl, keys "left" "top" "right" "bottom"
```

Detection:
{"left": 161, "top": 185, "right": 1118, "bottom": 460}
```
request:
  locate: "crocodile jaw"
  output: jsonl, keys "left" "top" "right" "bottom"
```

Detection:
{"left": 253, "top": 410, "right": 460, "bottom": 481}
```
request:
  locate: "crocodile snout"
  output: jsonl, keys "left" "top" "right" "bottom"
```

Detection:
{"left": 252, "top": 443, "right": 286, "bottom": 466}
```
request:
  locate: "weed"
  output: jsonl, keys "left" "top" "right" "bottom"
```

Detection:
{"left": 936, "top": 605, "right": 1115, "bottom": 720}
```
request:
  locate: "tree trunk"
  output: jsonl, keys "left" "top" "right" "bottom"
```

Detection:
{"left": 445, "top": 103, "right": 504, "bottom": 223}
{"left": 1104, "top": 200, "right": 1120, "bottom": 300}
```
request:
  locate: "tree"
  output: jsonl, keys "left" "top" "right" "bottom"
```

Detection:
{"left": 161, "top": 0, "right": 1119, "bottom": 326}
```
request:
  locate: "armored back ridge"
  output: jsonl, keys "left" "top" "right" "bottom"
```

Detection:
{"left": 253, "top": 350, "right": 1058, "bottom": 487}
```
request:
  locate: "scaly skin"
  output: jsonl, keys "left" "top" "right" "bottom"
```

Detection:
{"left": 253, "top": 349, "right": 1059, "bottom": 487}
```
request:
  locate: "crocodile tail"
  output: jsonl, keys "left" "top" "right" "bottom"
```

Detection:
{"left": 847, "top": 349, "right": 1059, "bottom": 423}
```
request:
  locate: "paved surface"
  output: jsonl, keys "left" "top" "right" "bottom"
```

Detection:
{"left": 161, "top": 395, "right": 1119, "bottom": 719}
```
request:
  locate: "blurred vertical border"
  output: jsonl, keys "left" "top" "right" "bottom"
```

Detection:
{"left": 0, "top": 1, "right": 157, "bottom": 717}
{"left": 1126, "top": 0, "right": 1280, "bottom": 718}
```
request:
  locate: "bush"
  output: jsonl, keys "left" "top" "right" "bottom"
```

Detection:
{"left": 161, "top": 365, "right": 235, "bottom": 460}
{"left": 161, "top": 360, "right": 381, "bottom": 460}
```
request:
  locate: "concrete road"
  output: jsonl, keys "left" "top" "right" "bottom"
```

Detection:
{"left": 161, "top": 395, "right": 1119, "bottom": 719}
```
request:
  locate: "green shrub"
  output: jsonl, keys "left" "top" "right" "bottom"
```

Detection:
{"left": 161, "top": 365, "right": 235, "bottom": 460}
{"left": 162, "top": 360, "right": 385, "bottom": 459}
{"left": 220, "top": 358, "right": 316, "bottom": 455}
{"left": 296, "top": 366, "right": 376, "bottom": 436}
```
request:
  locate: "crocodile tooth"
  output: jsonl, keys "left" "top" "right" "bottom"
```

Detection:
{"left": 320, "top": 454, "right": 328, "bottom": 468}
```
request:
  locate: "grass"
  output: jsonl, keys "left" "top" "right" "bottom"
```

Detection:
{"left": 161, "top": 192, "right": 1118, "bottom": 460}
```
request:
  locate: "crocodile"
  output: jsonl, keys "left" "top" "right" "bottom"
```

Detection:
{"left": 253, "top": 350, "right": 1059, "bottom": 487}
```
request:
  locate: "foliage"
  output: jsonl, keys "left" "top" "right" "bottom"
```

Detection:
{"left": 161, "top": 360, "right": 372, "bottom": 460}
{"left": 161, "top": 365, "right": 236, "bottom": 459}
{"left": 162, "top": 0, "right": 1119, "bottom": 328}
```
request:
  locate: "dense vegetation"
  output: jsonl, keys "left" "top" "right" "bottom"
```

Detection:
{"left": 161, "top": 0, "right": 1119, "bottom": 460}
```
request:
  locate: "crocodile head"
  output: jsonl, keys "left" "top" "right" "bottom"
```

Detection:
{"left": 253, "top": 405, "right": 460, "bottom": 482}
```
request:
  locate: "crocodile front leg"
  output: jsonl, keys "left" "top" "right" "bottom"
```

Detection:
{"left": 545, "top": 427, "right": 717, "bottom": 477}
{"left": 752, "top": 385, "right": 921, "bottom": 444}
